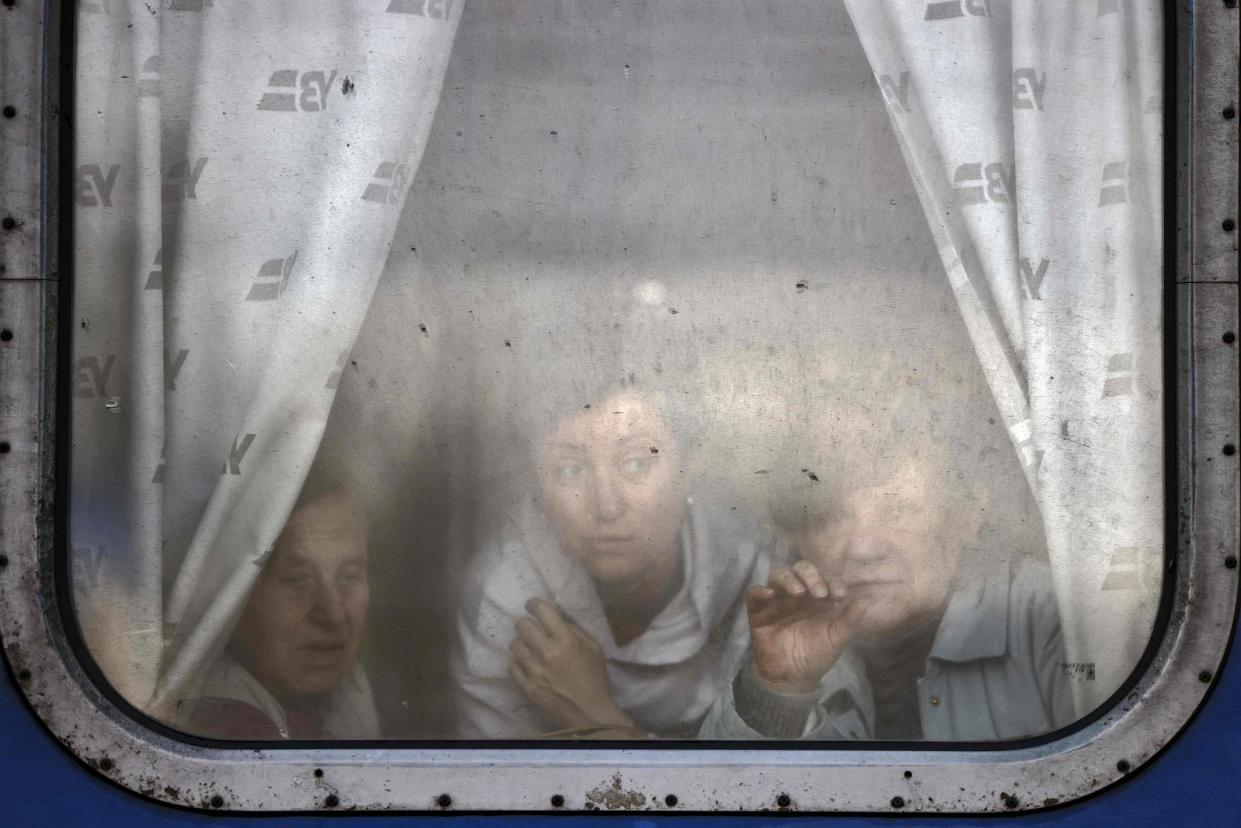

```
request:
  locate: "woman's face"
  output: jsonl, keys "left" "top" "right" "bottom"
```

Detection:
{"left": 536, "top": 390, "right": 690, "bottom": 587}
{"left": 232, "top": 493, "right": 369, "bottom": 703}
{"left": 789, "top": 460, "right": 965, "bottom": 639}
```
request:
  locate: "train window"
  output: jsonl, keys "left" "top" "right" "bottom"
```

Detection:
{"left": 0, "top": 0, "right": 1235, "bottom": 814}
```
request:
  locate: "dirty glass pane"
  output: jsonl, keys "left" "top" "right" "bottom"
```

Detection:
{"left": 69, "top": 1, "right": 1164, "bottom": 742}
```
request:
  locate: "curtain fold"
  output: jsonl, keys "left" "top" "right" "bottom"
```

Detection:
{"left": 71, "top": 0, "right": 461, "bottom": 717}
{"left": 843, "top": 0, "right": 1164, "bottom": 713}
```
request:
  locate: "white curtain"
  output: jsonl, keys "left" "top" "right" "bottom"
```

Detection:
{"left": 843, "top": 0, "right": 1164, "bottom": 713}
{"left": 70, "top": 0, "right": 460, "bottom": 716}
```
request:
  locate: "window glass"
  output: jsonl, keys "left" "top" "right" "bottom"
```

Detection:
{"left": 69, "top": 0, "right": 1164, "bottom": 742}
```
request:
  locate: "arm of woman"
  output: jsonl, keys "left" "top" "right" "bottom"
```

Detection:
{"left": 508, "top": 598, "right": 643, "bottom": 737}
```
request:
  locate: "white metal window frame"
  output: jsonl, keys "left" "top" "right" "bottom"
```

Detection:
{"left": 0, "top": 0, "right": 1235, "bottom": 814}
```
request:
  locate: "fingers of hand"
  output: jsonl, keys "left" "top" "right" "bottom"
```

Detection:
{"left": 508, "top": 658, "right": 534, "bottom": 694}
{"left": 511, "top": 638, "right": 538, "bottom": 669}
{"left": 837, "top": 596, "right": 868, "bottom": 631}
{"left": 515, "top": 616, "right": 553, "bottom": 656}
{"left": 792, "top": 560, "right": 830, "bottom": 599}
{"left": 526, "top": 598, "right": 569, "bottom": 638}
{"left": 568, "top": 622, "right": 604, "bottom": 655}
{"left": 747, "top": 583, "right": 775, "bottom": 605}
{"left": 748, "top": 584, "right": 815, "bottom": 626}
{"left": 824, "top": 598, "right": 868, "bottom": 651}
{"left": 747, "top": 583, "right": 783, "bottom": 621}
{"left": 509, "top": 659, "right": 557, "bottom": 709}
{"left": 769, "top": 568, "right": 808, "bottom": 597}
{"left": 828, "top": 578, "right": 848, "bottom": 601}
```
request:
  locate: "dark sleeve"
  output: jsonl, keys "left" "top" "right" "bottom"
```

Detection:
{"left": 732, "top": 661, "right": 819, "bottom": 738}
{"left": 178, "top": 697, "right": 284, "bottom": 740}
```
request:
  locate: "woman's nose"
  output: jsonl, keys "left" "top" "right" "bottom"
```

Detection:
{"left": 841, "top": 518, "right": 891, "bottom": 565}
{"left": 809, "top": 519, "right": 868, "bottom": 573}
{"left": 308, "top": 580, "right": 348, "bottom": 628}
{"left": 589, "top": 468, "right": 625, "bottom": 520}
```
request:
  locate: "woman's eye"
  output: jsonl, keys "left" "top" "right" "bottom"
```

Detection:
{"left": 552, "top": 463, "right": 588, "bottom": 482}
{"left": 620, "top": 456, "right": 654, "bottom": 475}
{"left": 337, "top": 568, "right": 364, "bottom": 586}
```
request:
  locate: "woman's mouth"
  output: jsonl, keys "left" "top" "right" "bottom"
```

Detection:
{"left": 587, "top": 535, "right": 636, "bottom": 548}
{"left": 300, "top": 641, "right": 347, "bottom": 665}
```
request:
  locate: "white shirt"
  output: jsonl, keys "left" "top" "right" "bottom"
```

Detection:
{"left": 452, "top": 496, "right": 775, "bottom": 738}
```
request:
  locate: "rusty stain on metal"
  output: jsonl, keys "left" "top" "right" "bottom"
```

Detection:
{"left": 585, "top": 774, "right": 646, "bottom": 810}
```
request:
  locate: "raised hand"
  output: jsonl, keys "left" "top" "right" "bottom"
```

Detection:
{"left": 508, "top": 598, "right": 639, "bottom": 736}
{"left": 746, "top": 560, "right": 867, "bottom": 694}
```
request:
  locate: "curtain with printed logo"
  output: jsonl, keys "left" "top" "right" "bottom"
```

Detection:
{"left": 70, "top": 0, "right": 460, "bottom": 716}
{"left": 842, "top": 0, "right": 1163, "bottom": 713}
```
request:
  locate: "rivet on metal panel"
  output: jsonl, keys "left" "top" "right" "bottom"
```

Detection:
{"left": 313, "top": 768, "right": 323, "bottom": 778}
{"left": 1224, "top": 219, "right": 1237, "bottom": 233}
{"left": 550, "top": 794, "right": 564, "bottom": 808}
{"left": 324, "top": 794, "right": 339, "bottom": 808}
{"left": 1, "top": 217, "right": 16, "bottom": 231}
{"left": 776, "top": 793, "right": 791, "bottom": 808}
{"left": 2, "top": 105, "right": 14, "bottom": 118}
{"left": 0, "top": 555, "right": 9, "bottom": 569}
{"left": 1225, "top": 556, "right": 1238, "bottom": 569}
{"left": 1003, "top": 794, "right": 1020, "bottom": 809}
{"left": 436, "top": 794, "right": 452, "bottom": 808}
{"left": 890, "top": 796, "right": 905, "bottom": 809}
{"left": 1224, "top": 105, "right": 1237, "bottom": 120}
{"left": 1225, "top": 0, "right": 1237, "bottom": 10}
{"left": 1, "top": 329, "right": 13, "bottom": 342}
{"left": 1, "top": 0, "right": 14, "bottom": 8}
{"left": 1199, "top": 670, "right": 1214, "bottom": 683}
{"left": 903, "top": 770, "right": 913, "bottom": 779}
{"left": 98, "top": 757, "right": 113, "bottom": 772}
{"left": 16, "top": 669, "right": 30, "bottom": 682}
{"left": 1224, "top": 331, "right": 1237, "bottom": 344}
{"left": 664, "top": 794, "right": 678, "bottom": 807}
{"left": 1117, "top": 759, "right": 1131, "bottom": 774}
{"left": 1223, "top": 444, "right": 1236, "bottom": 456}
{"left": 209, "top": 795, "right": 224, "bottom": 809}
{"left": 0, "top": 440, "right": 10, "bottom": 452}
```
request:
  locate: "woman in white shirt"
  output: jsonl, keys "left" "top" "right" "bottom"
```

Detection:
{"left": 452, "top": 382, "right": 774, "bottom": 738}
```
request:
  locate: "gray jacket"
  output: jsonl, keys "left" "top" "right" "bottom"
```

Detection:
{"left": 700, "top": 557, "right": 1076, "bottom": 741}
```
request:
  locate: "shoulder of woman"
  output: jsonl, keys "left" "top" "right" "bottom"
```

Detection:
{"left": 1006, "top": 555, "right": 1062, "bottom": 631}
{"left": 180, "top": 697, "right": 284, "bottom": 740}
{"left": 1008, "top": 555, "right": 1054, "bottom": 592}
{"left": 461, "top": 532, "right": 551, "bottom": 622}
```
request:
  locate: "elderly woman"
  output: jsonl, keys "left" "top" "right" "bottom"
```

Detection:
{"left": 701, "top": 380, "right": 1074, "bottom": 742}
{"left": 175, "top": 486, "right": 380, "bottom": 740}
{"left": 452, "top": 290, "right": 775, "bottom": 738}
